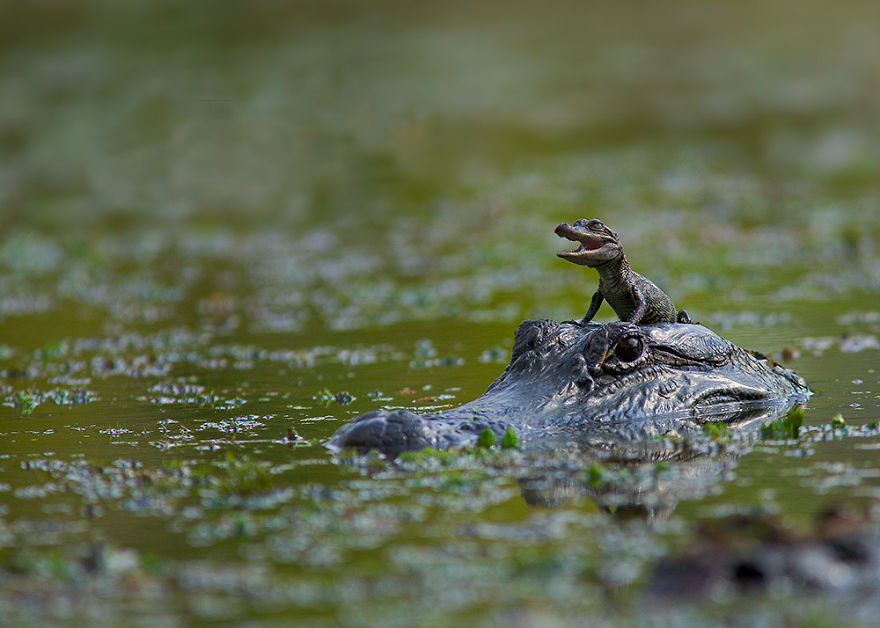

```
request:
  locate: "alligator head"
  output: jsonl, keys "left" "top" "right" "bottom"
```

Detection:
{"left": 327, "top": 320, "right": 809, "bottom": 457}
{"left": 555, "top": 218, "right": 623, "bottom": 267}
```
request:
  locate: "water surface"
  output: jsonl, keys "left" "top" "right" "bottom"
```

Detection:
{"left": 2, "top": 1, "right": 880, "bottom": 624}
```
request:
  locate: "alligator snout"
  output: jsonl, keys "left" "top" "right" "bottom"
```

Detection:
{"left": 325, "top": 409, "right": 434, "bottom": 456}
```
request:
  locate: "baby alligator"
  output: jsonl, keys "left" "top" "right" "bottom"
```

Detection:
{"left": 555, "top": 218, "right": 691, "bottom": 325}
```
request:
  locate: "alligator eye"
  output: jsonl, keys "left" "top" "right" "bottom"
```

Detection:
{"left": 614, "top": 335, "right": 644, "bottom": 362}
{"left": 588, "top": 219, "right": 605, "bottom": 231}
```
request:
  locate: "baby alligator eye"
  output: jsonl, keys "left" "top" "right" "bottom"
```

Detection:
{"left": 588, "top": 219, "right": 605, "bottom": 231}
{"left": 614, "top": 335, "right": 644, "bottom": 362}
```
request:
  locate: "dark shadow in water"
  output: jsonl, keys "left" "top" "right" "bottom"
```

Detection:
{"left": 516, "top": 400, "right": 791, "bottom": 521}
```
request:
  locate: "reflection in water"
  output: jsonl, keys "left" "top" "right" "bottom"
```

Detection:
{"left": 516, "top": 401, "right": 788, "bottom": 519}
{"left": 518, "top": 457, "right": 730, "bottom": 522}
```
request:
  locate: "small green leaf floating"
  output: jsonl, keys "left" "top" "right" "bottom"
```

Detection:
{"left": 760, "top": 406, "right": 804, "bottom": 440}
{"left": 476, "top": 428, "right": 496, "bottom": 448}
{"left": 16, "top": 390, "right": 39, "bottom": 416}
{"left": 586, "top": 463, "right": 604, "bottom": 488}
{"left": 702, "top": 421, "right": 731, "bottom": 443}
{"left": 475, "top": 427, "right": 519, "bottom": 449}
{"left": 500, "top": 428, "right": 519, "bottom": 450}
{"left": 313, "top": 388, "right": 334, "bottom": 404}
{"left": 830, "top": 413, "right": 846, "bottom": 430}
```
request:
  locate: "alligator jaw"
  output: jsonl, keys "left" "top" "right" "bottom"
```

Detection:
{"left": 555, "top": 222, "right": 610, "bottom": 262}
{"left": 689, "top": 387, "right": 768, "bottom": 410}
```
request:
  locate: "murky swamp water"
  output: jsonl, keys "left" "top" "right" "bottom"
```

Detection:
{"left": 2, "top": 1, "right": 880, "bottom": 625}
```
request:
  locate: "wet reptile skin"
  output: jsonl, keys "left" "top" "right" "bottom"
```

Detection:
{"left": 328, "top": 319, "right": 809, "bottom": 456}
{"left": 589, "top": 255, "right": 679, "bottom": 324}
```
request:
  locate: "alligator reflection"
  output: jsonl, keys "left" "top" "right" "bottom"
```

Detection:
{"left": 516, "top": 402, "right": 880, "bottom": 600}
{"left": 515, "top": 402, "right": 780, "bottom": 519}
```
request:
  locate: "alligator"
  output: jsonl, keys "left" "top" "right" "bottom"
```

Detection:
{"left": 327, "top": 319, "right": 809, "bottom": 457}
{"left": 555, "top": 218, "right": 691, "bottom": 325}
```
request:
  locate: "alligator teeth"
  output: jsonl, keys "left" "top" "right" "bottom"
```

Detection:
{"left": 555, "top": 222, "right": 605, "bottom": 250}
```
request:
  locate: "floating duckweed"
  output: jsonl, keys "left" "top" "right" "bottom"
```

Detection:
{"left": 760, "top": 406, "right": 804, "bottom": 440}
{"left": 161, "top": 458, "right": 183, "bottom": 471}
{"left": 702, "top": 421, "right": 731, "bottom": 443}
{"left": 476, "top": 429, "right": 496, "bottom": 448}
{"left": 312, "top": 388, "right": 335, "bottom": 404}
{"left": 399, "top": 448, "right": 457, "bottom": 465}
{"left": 203, "top": 452, "right": 273, "bottom": 497}
{"left": 586, "top": 463, "right": 604, "bottom": 488}
{"left": 9, "top": 386, "right": 98, "bottom": 414}
{"left": 398, "top": 449, "right": 425, "bottom": 464}
{"left": 15, "top": 390, "right": 38, "bottom": 416}
{"left": 312, "top": 389, "right": 355, "bottom": 405}
{"left": 4, "top": 4, "right": 880, "bottom": 623}
{"left": 500, "top": 428, "right": 519, "bottom": 450}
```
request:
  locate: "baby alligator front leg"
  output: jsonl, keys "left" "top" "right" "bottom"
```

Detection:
{"left": 625, "top": 285, "right": 647, "bottom": 324}
{"left": 579, "top": 291, "right": 605, "bottom": 324}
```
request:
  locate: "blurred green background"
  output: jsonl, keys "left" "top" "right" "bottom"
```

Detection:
{"left": 2, "top": 0, "right": 879, "bottom": 339}
{"left": 2, "top": 1, "right": 880, "bottom": 624}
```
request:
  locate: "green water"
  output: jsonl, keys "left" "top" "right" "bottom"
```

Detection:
{"left": 2, "top": 1, "right": 880, "bottom": 624}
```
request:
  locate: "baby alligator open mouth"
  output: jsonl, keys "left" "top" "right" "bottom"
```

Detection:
{"left": 554, "top": 222, "right": 608, "bottom": 261}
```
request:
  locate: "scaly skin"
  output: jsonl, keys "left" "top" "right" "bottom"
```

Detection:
{"left": 327, "top": 319, "right": 809, "bottom": 456}
{"left": 555, "top": 218, "right": 690, "bottom": 325}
